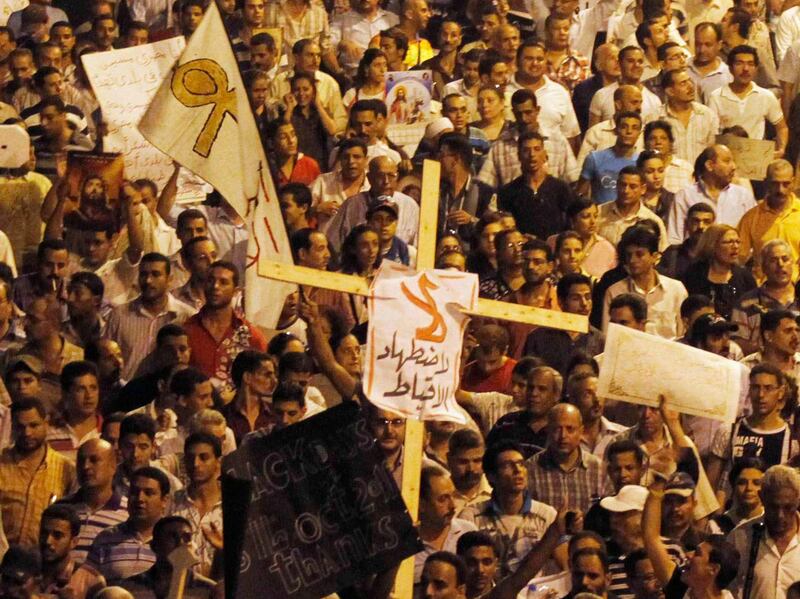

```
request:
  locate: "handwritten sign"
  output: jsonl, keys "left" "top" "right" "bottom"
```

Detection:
{"left": 0, "top": 0, "right": 26, "bottom": 26}
{"left": 598, "top": 324, "right": 742, "bottom": 423}
{"left": 364, "top": 262, "right": 477, "bottom": 422}
{"left": 81, "top": 38, "right": 209, "bottom": 202}
{"left": 716, "top": 134, "right": 775, "bottom": 181}
{"left": 222, "top": 402, "right": 422, "bottom": 599}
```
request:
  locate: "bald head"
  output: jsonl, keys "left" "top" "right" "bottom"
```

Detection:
{"left": 547, "top": 403, "right": 584, "bottom": 461}
{"left": 767, "top": 159, "right": 793, "bottom": 180}
{"left": 614, "top": 84, "right": 643, "bottom": 113}
{"left": 77, "top": 438, "right": 117, "bottom": 490}
{"left": 93, "top": 588, "right": 135, "bottom": 599}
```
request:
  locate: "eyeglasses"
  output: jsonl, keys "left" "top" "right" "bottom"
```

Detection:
{"left": 373, "top": 418, "right": 405, "bottom": 428}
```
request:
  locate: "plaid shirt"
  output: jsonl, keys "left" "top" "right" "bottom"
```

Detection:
{"left": 264, "top": 0, "right": 332, "bottom": 53}
{"left": 526, "top": 447, "right": 604, "bottom": 513}
{"left": 170, "top": 488, "right": 223, "bottom": 577}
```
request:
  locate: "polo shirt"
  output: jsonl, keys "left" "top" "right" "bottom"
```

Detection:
{"left": 598, "top": 201, "right": 668, "bottom": 250}
{"left": 497, "top": 176, "right": 574, "bottom": 239}
{"left": 580, "top": 148, "right": 640, "bottom": 204}
{"left": 509, "top": 76, "right": 581, "bottom": 139}
{"left": 707, "top": 83, "right": 784, "bottom": 141}
{"left": 58, "top": 490, "right": 129, "bottom": 566}
{"left": 737, "top": 196, "right": 800, "bottom": 282}
{"left": 80, "top": 521, "right": 156, "bottom": 584}
{"left": 775, "top": 6, "right": 800, "bottom": 61}
{"left": 687, "top": 59, "right": 732, "bottom": 103}
{"left": 651, "top": 101, "right": 719, "bottom": 163}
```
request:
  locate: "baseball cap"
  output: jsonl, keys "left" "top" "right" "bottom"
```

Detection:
{"left": 664, "top": 472, "right": 696, "bottom": 498}
{"left": 599, "top": 485, "right": 649, "bottom": 512}
{"left": 689, "top": 313, "right": 738, "bottom": 345}
{"left": 4, "top": 354, "right": 44, "bottom": 377}
{"left": 424, "top": 117, "right": 454, "bottom": 141}
{"left": 367, "top": 198, "right": 399, "bottom": 219}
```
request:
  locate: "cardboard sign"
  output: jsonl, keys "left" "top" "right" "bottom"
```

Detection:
{"left": 716, "top": 134, "right": 775, "bottom": 181}
{"left": 64, "top": 152, "right": 125, "bottom": 232}
{"left": 222, "top": 402, "right": 422, "bottom": 599}
{"left": 0, "top": 125, "right": 29, "bottom": 168}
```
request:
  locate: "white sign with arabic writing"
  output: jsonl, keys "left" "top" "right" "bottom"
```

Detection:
{"left": 364, "top": 262, "right": 478, "bottom": 423}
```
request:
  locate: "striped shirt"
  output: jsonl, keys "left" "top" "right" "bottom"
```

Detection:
{"left": 105, "top": 295, "right": 195, "bottom": 381}
{"left": 169, "top": 489, "right": 223, "bottom": 577}
{"left": 81, "top": 520, "right": 156, "bottom": 584}
{"left": 46, "top": 416, "right": 102, "bottom": 463}
{"left": 608, "top": 539, "right": 686, "bottom": 598}
{"left": 264, "top": 0, "right": 332, "bottom": 53}
{"left": 526, "top": 447, "right": 605, "bottom": 514}
{"left": 57, "top": 490, "right": 128, "bottom": 566}
{"left": 651, "top": 102, "right": 719, "bottom": 164}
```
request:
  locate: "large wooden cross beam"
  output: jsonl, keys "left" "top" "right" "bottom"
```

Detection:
{"left": 258, "top": 159, "right": 588, "bottom": 598}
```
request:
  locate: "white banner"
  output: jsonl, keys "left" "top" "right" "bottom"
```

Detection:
{"left": 0, "top": 0, "right": 26, "bottom": 26}
{"left": 81, "top": 38, "right": 209, "bottom": 203}
{"left": 598, "top": 323, "right": 742, "bottom": 423}
{"left": 138, "top": 3, "right": 292, "bottom": 328}
{"left": 364, "top": 262, "right": 477, "bottom": 423}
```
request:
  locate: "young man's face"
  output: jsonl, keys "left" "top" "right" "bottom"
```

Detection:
{"left": 39, "top": 518, "right": 76, "bottom": 564}
{"left": 273, "top": 400, "right": 306, "bottom": 429}
{"left": 624, "top": 245, "right": 658, "bottom": 278}
{"left": 120, "top": 433, "right": 154, "bottom": 470}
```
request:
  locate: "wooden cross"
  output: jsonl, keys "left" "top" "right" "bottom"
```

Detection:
{"left": 258, "top": 159, "right": 588, "bottom": 598}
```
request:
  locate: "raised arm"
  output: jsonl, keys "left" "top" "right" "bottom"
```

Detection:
{"left": 642, "top": 479, "right": 676, "bottom": 585}
{"left": 156, "top": 162, "right": 181, "bottom": 222}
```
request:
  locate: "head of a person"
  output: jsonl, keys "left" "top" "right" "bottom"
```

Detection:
{"left": 290, "top": 228, "right": 331, "bottom": 271}
{"left": 494, "top": 228, "right": 525, "bottom": 270}
{"left": 129, "top": 466, "right": 170, "bottom": 525}
{"left": 438, "top": 132, "right": 473, "bottom": 176}
{"left": 662, "top": 472, "right": 697, "bottom": 533}
{"left": 727, "top": 43, "right": 758, "bottom": 84}
{"left": 11, "top": 397, "right": 48, "bottom": 454}
{"left": 760, "top": 309, "right": 800, "bottom": 356}
{"left": 517, "top": 130, "right": 548, "bottom": 176}
{"left": 546, "top": 403, "right": 583, "bottom": 462}
{"left": 184, "top": 431, "right": 221, "bottom": 484}
{"left": 243, "top": 0, "right": 264, "bottom": 25}
{"left": 492, "top": 24, "right": 520, "bottom": 61}
{"left": 619, "top": 45, "right": 645, "bottom": 82}
{"left": 472, "top": 324, "right": 510, "bottom": 375}
{"left": 4, "top": 356, "right": 43, "bottom": 402}
{"left": 61, "top": 360, "right": 100, "bottom": 419}
{"left": 606, "top": 440, "right": 646, "bottom": 490}
{"left": 101, "top": 412, "right": 125, "bottom": 452}
{"left": 636, "top": 150, "right": 666, "bottom": 193}
{"left": 609, "top": 292, "right": 649, "bottom": 332}
{"left": 522, "top": 366, "right": 563, "bottom": 418}
{"left": 421, "top": 551, "right": 467, "bottom": 599}
{"left": 643, "top": 120, "right": 674, "bottom": 155}
{"left": 695, "top": 144, "right": 736, "bottom": 186}
{"left": 367, "top": 201, "right": 399, "bottom": 245}
{"left": 615, "top": 166, "right": 645, "bottom": 209}
{"left": 556, "top": 272, "right": 593, "bottom": 316}
{"left": 420, "top": 466, "right": 457, "bottom": 529}
{"left": 761, "top": 239, "right": 794, "bottom": 287}
{"left": 402, "top": 0, "right": 431, "bottom": 28}
{"left": 249, "top": 31, "right": 276, "bottom": 71}
{"left": 267, "top": 120, "right": 298, "bottom": 158}
{"left": 568, "top": 531, "right": 607, "bottom": 562}
{"left": 681, "top": 537, "right": 740, "bottom": 592}
{"left": 204, "top": 260, "right": 239, "bottom": 309}
{"left": 618, "top": 226, "right": 660, "bottom": 280}
{"left": 613, "top": 84, "right": 643, "bottom": 115}
{"left": 171, "top": 368, "right": 214, "bottom": 416}
{"left": 232, "top": 349, "right": 276, "bottom": 395}
{"left": 119, "top": 413, "right": 157, "bottom": 471}
{"left": 447, "top": 429, "right": 484, "bottom": 492}
{"left": 478, "top": 52, "right": 509, "bottom": 87}
{"left": 456, "top": 531, "right": 498, "bottom": 596}
{"left": 366, "top": 155, "right": 398, "bottom": 197}
{"left": 695, "top": 22, "right": 722, "bottom": 63}
{"left": 182, "top": 235, "right": 218, "bottom": 281}
{"left": 688, "top": 313, "right": 737, "bottom": 356}
{"left": 341, "top": 223, "right": 380, "bottom": 275}
{"left": 76, "top": 437, "right": 116, "bottom": 492}
{"left": 379, "top": 27, "right": 408, "bottom": 66}
{"left": 565, "top": 371, "right": 603, "bottom": 425}
{"left": 272, "top": 381, "right": 306, "bottom": 430}
{"left": 367, "top": 404, "right": 405, "bottom": 457}
{"left": 0, "top": 546, "right": 40, "bottom": 599}
{"left": 659, "top": 41, "right": 687, "bottom": 72}
{"left": 545, "top": 13, "right": 571, "bottom": 49}
{"left": 760, "top": 465, "right": 800, "bottom": 537}
{"left": 624, "top": 549, "right": 665, "bottom": 599}
{"left": 684, "top": 202, "right": 716, "bottom": 240}
{"left": 290, "top": 70, "right": 317, "bottom": 107}
{"left": 351, "top": 99, "right": 386, "bottom": 143}
{"left": 39, "top": 503, "right": 80, "bottom": 565}
{"left": 180, "top": 0, "right": 205, "bottom": 33}
{"left": 765, "top": 159, "right": 795, "bottom": 202}
{"left": 176, "top": 208, "right": 208, "bottom": 244}
{"left": 66, "top": 270, "right": 104, "bottom": 321}
{"left": 36, "top": 237, "right": 69, "bottom": 286}
{"left": 123, "top": 21, "right": 149, "bottom": 47}
{"left": 138, "top": 253, "right": 171, "bottom": 303}
{"left": 476, "top": 85, "right": 504, "bottom": 122}
{"left": 614, "top": 111, "right": 643, "bottom": 149}
{"left": 516, "top": 39, "right": 547, "bottom": 80}
{"left": 150, "top": 515, "right": 193, "bottom": 560}
{"left": 728, "top": 456, "right": 766, "bottom": 512}
{"left": 600, "top": 484, "right": 648, "bottom": 549}
{"left": 85, "top": 338, "right": 125, "bottom": 382}
{"left": 483, "top": 440, "right": 527, "bottom": 496}
{"left": 570, "top": 548, "right": 612, "bottom": 596}
{"left": 91, "top": 14, "right": 117, "bottom": 49}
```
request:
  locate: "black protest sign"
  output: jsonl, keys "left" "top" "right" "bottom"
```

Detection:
{"left": 222, "top": 401, "right": 422, "bottom": 599}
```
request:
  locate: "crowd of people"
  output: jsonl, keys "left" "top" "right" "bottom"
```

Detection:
{"left": 2, "top": 0, "right": 800, "bottom": 596}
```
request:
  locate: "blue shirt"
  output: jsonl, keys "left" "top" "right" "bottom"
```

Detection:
{"left": 580, "top": 148, "right": 640, "bottom": 204}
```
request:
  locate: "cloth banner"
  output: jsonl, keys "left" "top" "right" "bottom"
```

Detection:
{"left": 138, "top": 2, "right": 293, "bottom": 328}
{"left": 364, "top": 262, "right": 477, "bottom": 423}
{"left": 221, "top": 402, "right": 422, "bottom": 599}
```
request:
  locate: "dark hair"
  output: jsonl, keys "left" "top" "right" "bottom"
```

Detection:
{"left": 153, "top": 515, "right": 192, "bottom": 542}
{"left": 609, "top": 293, "right": 649, "bottom": 322}
{"left": 727, "top": 17, "right": 754, "bottom": 46}
{"left": 680, "top": 294, "right": 713, "bottom": 319}
{"left": 606, "top": 439, "right": 645, "bottom": 465}
{"left": 571, "top": 547, "right": 610, "bottom": 572}
{"left": 568, "top": 530, "right": 607, "bottom": 556}
{"left": 462, "top": 48, "right": 484, "bottom": 64}
{"left": 448, "top": 428, "right": 484, "bottom": 455}
{"left": 185, "top": 431, "right": 222, "bottom": 458}
{"left": 209, "top": 260, "right": 240, "bottom": 287}
{"left": 41, "top": 503, "right": 81, "bottom": 536}
{"left": 278, "top": 351, "right": 314, "bottom": 378}
{"left": 438, "top": 132, "right": 473, "bottom": 166}
{"left": 515, "top": 38, "right": 545, "bottom": 62}
{"left": 38, "top": 238, "right": 68, "bottom": 261}
{"left": 289, "top": 72, "right": 316, "bottom": 94}
{"left": 131, "top": 466, "right": 171, "bottom": 496}
{"left": 522, "top": 236, "right": 553, "bottom": 260}
{"left": 250, "top": 31, "right": 276, "bottom": 49}
{"left": 510, "top": 88, "right": 538, "bottom": 108}
{"left": 60, "top": 360, "right": 98, "bottom": 392}
{"left": 231, "top": 350, "right": 272, "bottom": 388}
{"left": 618, "top": 164, "right": 643, "bottom": 182}
{"left": 695, "top": 21, "right": 722, "bottom": 40}
{"left": 749, "top": 362, "right": 785, "bottom": 385}
{"left": 69, "top": 271, "right": 104, "bottom": 299}
{"left": 614, "top": 110, "right": 643, "bottom": 127}
{"left": 169, "top": 367, "right": 209, "bottom": 398}
{"left": 32, "top": 65, "right": 60, "bottom": 89}
{"left": 120, "top": 413, "right": 157, "bottom": 441}
{"left": 687, "top": 202, "right": 715, "bottom": 219}
{"left": 517, "top": 130, "right": 546, "bottom": 153}
{"left": 623, "top": 548, "right": 651, "bottom": 580}
{"left": 124, "top": 20, "right": 149, "bottom": 35}
{"left": 156, "top": 324, "right": 187, "bottom": 346}
{"left": 727, "top": 456, "right": 767, "bottom": 486}
{"left": 292, "top": 38, "right": 316, "bottom": 55}
{"left": 456, "top": 530, "right": 498, "bottom": 557}
{"left": 181, "top": 235, "right": 214, "bottom": 262}
{"left": 420, "top": 465, "right": 450, "bottom": 501}
{"left": 425, "top": 551, "right": 468, "bottom": 586}
{"left": 706, "top": 536, "right": 741, "bottom": 590}
{"left": 618, "top": 225, "right": 660, "bottom": 256}
{"left": 267, "top": 332, "right": 301, "bottom": 356}
{"left": 337, "top": 136, "right": 368, "bottom": 157}
{"left": 478, "top": 51, "right": 506, "bottom": 77}
{"left": 556, "top": 273, "right": 593, "bottom": 303}
{"left": 355, "top": 48, "right": 387, "bottom": 88}
{"left": 11, "top": 397, "right": 48, "bottom": 419}
{"left": 657, "top": 41, "right": 681, "bottom": 62}
{"left": 380, "top": 27, "right": 409, "bottom": 55}
{"left": 341, "top": 224, "right": 381, "bottom": 274}
{"left": 39, "top": 94, "right": 66, "bottom": 114}
{"left": 290, "top": 227, "right": 322, "bottom": 261}
{"left": 512, "top": 356, "right": 545, "bottom": 378}
{"left": 140, "top": 252, "right": 171, "bottom": 275}
{"left": 566, "top": 196, "right": 595, "bottom": 222}
{"left": 619, "top": 44, "right": 644, "bottom": 62}
{"left": 482, "top": 439, "right": 525, "bottom": 476}
{"left": 644, "top": 119, "right": 674, "bottom": 143}
{"left": 176, "top": 208, "right": 207, "bottom": 232}
{"left": 565, "top": 351, "right": 600, "bottom": 377}
{"left": 351, "top": 98, "right": 385, "bottom": 119}
{"left": 279, "top": 183, "right": 312, "bottom": 209}
{"left": 636, "top": 149, "right": 665, "bottom": 169}
{"left": 272, "top": 381, "right": 306, "bottom": 407}
{"left": 760, "top": 309, "right": 798, "bottom": 334}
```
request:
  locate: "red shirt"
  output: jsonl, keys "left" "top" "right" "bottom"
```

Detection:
{"left": 275, "top": 153, "right": 321, "bottom": 187}
{"left": 460, "top": 358, "right": 517, "bottom": 394}
{"left": 184, "top": 310, "right": 267, "bottom": 388}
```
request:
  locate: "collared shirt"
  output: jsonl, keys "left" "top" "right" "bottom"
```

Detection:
{"left": 453, "top": 476, "right": 494, "bottom": 514}
{"left": 105, "top": 295, "right": 196, "bottom": 381}
{"left": 776, "top": 6, "right": 800, "bottom": 62}
{"left": 664, "top": 157, "right": 694, "bottom": 194}
{"left": 273, "top": 153, "right": 321, "bottom": 187}
{"left": 652, "top": 101, "right": 719, "bottom": 163}
{"left": 707, "top": 83, "right": 784, "bottom": 141}
{"left": 508, "top": 76, "right": 581, "bottom": 139}
{"left": 170, "top": 488, "right": 223, "bottom": 576}
{"left": 413, "top": 518, "right": 477, "bottom": 582}
{"left": 326, "top": 190, "right": 419, "bottom": 253}
{"left": 577, "top": 119, "right": 644, "bottom": 169}
{"left": 731, "top": 286, "right": 800, "bottom": 350}
{"left": 729, "top": 515, "right": 800, "bottom": 599}
{"left": 46, "top": 415, "right": 102, "bottom": 463}
{"left": 526, "top": 447, "right": 604, "bottom": 513}
{"left": 581, "top": 416, "right": 629, "bottom": 459}
{"left": 79, "top": 520, "right": 156, "bottom": 584}
{"left": 264, "top": 0, "right": 332, "bottom": 53}
{"left": 478, "top": 127, "right": 579, "bottom": 187}
{"left": 310, "top": 171, "right": 371, "bottom": 234}
{"left": 58, "top": 490, "right": 128, "bottom": 566}
{"left": 330, "top": 9, "right": 398, "bottom": 70}
{"left": 498, "top": 175, "right": 574, "bottom": 240}
{"left": 688, "top": 59, "right": 733, "bottom": 103}
{"left": 167, "top": 203, "right": 248, "bottom": 274}
{"left": 684, "top": 0, "right": 733, "bottom": 47}
{"left": 221, "top": 398, "right": 275, "bottom": 446}
{"left": 184, "top": 309, "right": 267, "bottom": 389}
{"left": 668, "top": 181, "right": 757, "bottom": 244}
{"left": 0, "top": 445, "right": 76, "bottom": 548}
{"left": 737, "top": 196, "right": 800, "bottom": 282}
{"left": 458, "top": 492, "right": 557, "bottom": 577}
{"left": 547, "top": 49, "right": 591, "bottom": 92}
{"left": 603, "top": 273, "right": 688, "bottom": 338}
{"left": 589, "top": 82, "right": 663, "bottom": 123}
{"left": 598, "top": 201, "right": 669, "bottom": 251}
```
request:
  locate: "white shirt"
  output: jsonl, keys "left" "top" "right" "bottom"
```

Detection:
{"left": 651, "top": 101, "right": 719, "bottom": 163}
{"left": 777, "top": 39, "right": 800, "bottom": 87}
{"left": 775, "top": 6, "right": 800, "bottom": 62}
{"left": 126, "top": 0, "right": 173, "bottom": 30}
{"left": 688, "top": 59, "right": 733, "bottom": 104}
{"left": 707, "top": 83, "right": 784, "bottom": 141}
{"left": 668, "top": 181, "right": 757, "bottom": 244}
{"left": 589, "top": 82, "right": 663, "bottom": 123}
{"left": 309, "top": 171, "right": 371, "bottom": 234}
{"left": 510, "top": 76, "right": 581, "bottom": 139}
{"left": 598, "top": 201, "right": 669, "bottom": 251}
{"left": 330, "top": 9, "right": 398, "bottom": 69}
{"left": 603, "top": 273, "right": 688, "bottom": 338}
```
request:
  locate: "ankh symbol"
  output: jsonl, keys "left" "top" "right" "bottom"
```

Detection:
{"left": 171, "top": 59, "right": 238, "bottom": 157}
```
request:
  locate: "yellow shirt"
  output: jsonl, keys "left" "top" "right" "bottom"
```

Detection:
{"left": 737, "top": 195, "right": 800, "bottom": 282}
{"left": 404, "top": 38, "right": 434, "bottom": 68}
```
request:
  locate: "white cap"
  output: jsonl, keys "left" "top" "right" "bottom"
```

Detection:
{"left": 599, "top": 485, "right": 649, "bottom": 512}
{"left": 424, "top": 117, "right": 454, "bottom": 140}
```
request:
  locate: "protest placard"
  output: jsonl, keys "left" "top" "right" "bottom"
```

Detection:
{"left": 363, "top": 261, "right": 478, "bottom": 423}
{"left": 385, "top": 71, "right": 432, "bottom": 125}
{"left": 81, "top": 38, "right": 209, "bottom": 202}
{"left": 0, "top": 125, "right": 29, "bottom": 168}
{"left": 598, "top": 323, "right": 742, "bottom": 423}
{"left": 64, "top": 152, "right": 125, "bottom": 232}
{"left": 222, "top": 402, "right": 422, "bottom": 599}
{"left": 716, "top": 134, "right": 775, "bottom": 181}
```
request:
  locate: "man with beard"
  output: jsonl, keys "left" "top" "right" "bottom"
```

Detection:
{"left": 0, "top": 398, "right": 76, "bottom": 548}
{"left": 659, "top": 203, "right": 715, "bottom": 280}
{"left": 448, "top": 430, "right": 492, "bottom": 513}
{"left": 37, "top": 504, "right": 80, "bottom": 595}
{"left": 414, "top": 466, "right": 477, "bottom": 582}
{"left": 523, "top": 273, "right": 605, "bottom": 374}
{"left": 565, "top": 371, "right": 627, "bottom": 458}
{"left": 64, "top": 176, "right": 116, "bottom": 232}
{"left": 564, "top": 548, "right": 615, "bottom": 598}
{"left": 740, "top": 309, "right": 800, "bottom": 380}
{"left": 184, "top": 261, "right": 266, "bottom": 391}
